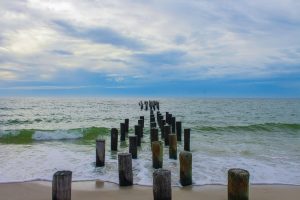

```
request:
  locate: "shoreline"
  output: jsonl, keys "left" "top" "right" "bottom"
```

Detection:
{"left": 1, "top": 181, "right": 300, "bottom": 200}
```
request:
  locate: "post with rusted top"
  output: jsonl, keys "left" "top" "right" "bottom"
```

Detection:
{"left": 129, "top": 136, "right": 137, "bottom": 159}
{"left": 164, "top": 125, "right": 171, "bottom": 146}
{"left": 118, "top": 153, "right": 133, "bottom": 186}
{"left": 52, "top": 171, "right": 72, "bottom": 200}
{"left": 134, "top": 125, "right": 141, "bottom": 146}
{"left": 176, "top": 121, "right": 182, "bottom": 141}
{"left": 184, "top": 128, "right": 190, "bottom": 151}
{"left": 111, "top": 128, "right": 118, "bottom": 151}
{"left": 120, "top": 123, "right": 126, "bottom": 141}
{"left": 152, "top": 141, "right": 163, "bottom": 169}
{"left": 153, "top": 169, "right": 171, "bottom": 200}
{"left": 228, "top": 168, "right": 250, "bottom": 200}
{"left": 96, "top": 139, "right": 105, "bottom": 167}
{"left": 179, "top": 151, "right": 192, "bottom": 186}
{"left": 125, "top": 118, "right": 129, "bottom": 134}
{"left": 151, "top": 128, "right": 159, "bottom": 143}
{"left": 169, "top": 134, "right": 177, "bottom": 159}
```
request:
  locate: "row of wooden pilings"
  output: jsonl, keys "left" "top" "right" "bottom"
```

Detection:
{"left": 139, "top": 100, "right": 160, "bottom": 111}
{"left": 52, "top": 109, "right": 250, "bottom": 200}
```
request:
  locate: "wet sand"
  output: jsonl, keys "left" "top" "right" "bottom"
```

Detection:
{"left": 0, "top": 181, "right": 299, "bottom": 200}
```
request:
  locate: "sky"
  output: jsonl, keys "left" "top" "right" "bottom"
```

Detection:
{"left": 0, "top": 0, "right": 300, "bottom": 97}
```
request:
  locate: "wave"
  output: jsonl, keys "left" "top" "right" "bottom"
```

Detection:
{"left": 195, "top": 123, "right": 300, "bottom": 133}
{"left": 0, "top": 127, "right": 110, "bottom": 144}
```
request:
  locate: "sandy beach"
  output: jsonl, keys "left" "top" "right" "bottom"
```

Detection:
{"left": 0, "top": 181, "right": 299, "bottom": 200}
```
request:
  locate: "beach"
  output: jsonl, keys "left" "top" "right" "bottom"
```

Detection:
{"left": 0, "top": 181, "right": 299, "bottom": 200}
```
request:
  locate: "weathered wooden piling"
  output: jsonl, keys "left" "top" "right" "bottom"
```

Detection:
{"left": 228, "top": 168, "right": 250, "bottom": 200}
{"left": 152, "top": 141, "right": 163, "bottom": 169}
{"left": 169, "top": 134, "right": 177, "bottom": 159}
{"left": 151, "top": 128, "right": 159, "bottom": 143}
{"left": 134, "top": 125, "right": 141, "bottom": 146}
{"left": 111, "top": 128, "right": 118, "bottom": 151}
{"left": 179, "top": 151, "right": 192, "bottom": 186}
{"left": 150, "top": 115, "right": 155, "bottom": 123}
{"left": 138, "top": 119, "right": 144, "bottom": 130}
{"left": 161, "top": 119, "right": 166, "bottom": 139}
{"left": 125, "top": 119, "right": 129, "bottom": 133}
{"left": 166, "top": 113, "right": 172, "bottom": 125}
{"left": 120, "top": 123, "right": 126, "bottom": 141}
{"left": 153, "top": 169, "right": 171, "bottom": 200}
{"left": 184, "top": 128, "right": 190, "bottom": 151}
{"left": 140, "top": 116, "right": 144, "bottom": 125}
{"left": 52, "top": 171, "right": 72, "bottom": 200}
{"left": 151, "top": 122, "right": 157, "bottom": 129}
{"left": 118, "top": 153, "right": 133, "bottom": 186}
{"left": 129, "top": 136, "right": 137, "bottom": 159}
{"left": 176, "top": 121, "right": 182, "bottom": 141}
{"left": 164, "top": 125, "right": 171, "bottom": 146}
{"left": 171, "top": 116, "right": 176, "bottom": 133}
{"left": 96, "top": 139, "right": 105, "bottom": 167}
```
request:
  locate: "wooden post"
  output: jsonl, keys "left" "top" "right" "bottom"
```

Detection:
{"left": 52, "top": 171, "right": 72, "bottom": 200}
{"left": 150, "top": 116, "right": 155, "bottom": 123}
{"left": 125, "top": 119, "right": 129, "bottom": 133}
{"left": 129, "top": 136, "right": 137, "bottom": 159}
{"left": 152, "top": 141, "right": 163, "bottom": 169}
{"left": 134, "top": 125, "right": 141, "bottom": 146}
{"left": 167, "top": 113, "right": 172, "bottom": 125}
{"left": 111, "top": 128, "right": 118, "bottom": 151}
{"left": 176, "top": 121, "right": 182, "bottom": 141}
{"left": 118, "top": 153, "right": 133, "bottom": 186}
{"left": 164, "top": 125, "right": 171, "bottom": 146}
{"left": 161, "top": 119, "right": 166, "bottom": 139}
{"left": 179, "top": 151, "right": 192, "bottom": 186}
{"left": 228, "top": 168, "right": 250, "bottom": 200}
{"left": 140, "top": 116, "right": 144, "bottom": 128}
{"left": 153, "top": 169, "right": 171, "bottom": 200}
{"left": 138, "top": 119, "right": 144, "bottom": 130}
{"left": 120, "top": 123, "right": 126, "bottom": 141}
{"left": 169, "top": 134, "right": 177, "bottom": 159}
{"left": 184, "top": 129, "right": 190, "bottom": 151}
{"left": 171, "top": 116, "right": 176, "bottom": 133}
{"left": 150, "top": 128, "right": 159, "bottom": 143}
{"left": 96, "top": 139, "right": 105, "bottom": 167}
{"left": 151, "top": 122, "right": 157, "bottom": 129}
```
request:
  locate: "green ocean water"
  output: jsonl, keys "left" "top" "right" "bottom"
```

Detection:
{"left": 0, "top": 97, "right": 299, "bottom": 185}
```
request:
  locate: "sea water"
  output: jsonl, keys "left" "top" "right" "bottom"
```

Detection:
{"left": 0, "top": 97, "right": 299, "bottom": 185}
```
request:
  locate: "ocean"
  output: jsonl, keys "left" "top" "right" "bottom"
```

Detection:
{"left": 0, "top": 97, "right": 299, "bottom": 185}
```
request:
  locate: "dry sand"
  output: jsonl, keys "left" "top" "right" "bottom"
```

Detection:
{"left": 0, "top": 181, "right": 299, "bottom": 200}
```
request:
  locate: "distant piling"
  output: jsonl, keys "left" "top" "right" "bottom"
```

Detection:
{"left": 52, "top": 171, "right": 72, "bottom": 200}
{"left": 96, "top": 139, "right": 105, "bottom": 167}
{"left": 228, "top": 168, "right": 250, "bottom": 200}
{"left": 125, "top": 119, "right": 129, "bottom": 133}
{"left": 129, "top": 136, "right": 137, "bottom": 159}
{"left": 171, "top": 116, "right": 176, "bottom": 133}
{"left": 151, "top": 128, "right": 159, "bottom": 143}
{"left": 179, "top": 151, "right": 192, "bottom": 186}
{"left": 153, "top": 169, "right": 171, "bottom": 200}
{"left": 151, "top": 122, "right": 157, "bottom": 129}
{"left": 120, "top": 123, "right": 126, "bottom": 141}
{"left": 138, "top": 119, "right": 144, "bottom": 130}
{"left": 169, "top": 134, "right": 177, "bottom": 159}
{"left": 134, "top": 125, "right": 142, "bottom": 146}
{"left": 118, "top": 153, "right": 133, "bottom": 186}
{"left": 152, "top": 141, "right": 163, "bottom": 169}
{"left": 160, "top": 119, "right": 166, "bottom": 139}
{"left": 184, "top": 128, "right": 190, "bottom": 151}
{"left": 176, "top": 121, "right": 182, "bottom": 141}
{"left": 111, "top": 128, "right": 118, "bottom": 151}
{"left": 164, "top": 125, "right": 171, "bottom": 146}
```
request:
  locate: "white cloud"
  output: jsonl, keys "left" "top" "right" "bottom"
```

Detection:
{"left": 0, "top": 0, "right": 300, "bottom": 82}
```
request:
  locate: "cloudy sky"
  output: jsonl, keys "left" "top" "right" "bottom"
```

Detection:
{"left": 0, "top": 0, "right": 300, "bottom": 97}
